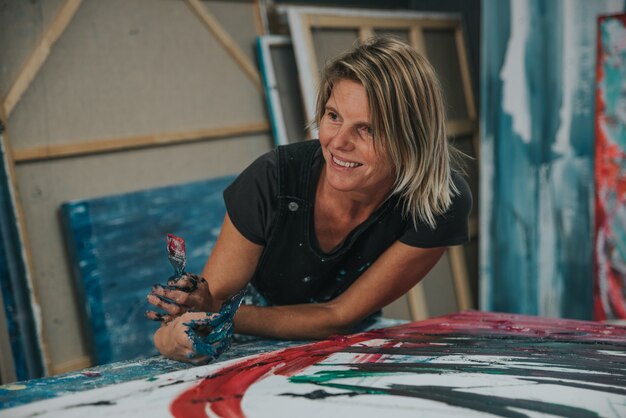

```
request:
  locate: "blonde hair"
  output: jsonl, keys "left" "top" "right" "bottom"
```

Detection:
{"left": 313, "top": 35, "right": 462, "bottom": 229}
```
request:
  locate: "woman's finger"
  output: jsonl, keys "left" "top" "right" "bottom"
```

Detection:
{"left": 147, "top": 294, "right": 187, "bottom": 316}
{"left": 151, "top": 286, "right": 191, "bottom": 306}
{"left": 183, "top": 351, "right": 211, "bottom": 365}
{"left": 167, "top": 274, "right": 198, "bottom": 291}
{"left": 144, "top": 310, "right": 173, "bottom": 323}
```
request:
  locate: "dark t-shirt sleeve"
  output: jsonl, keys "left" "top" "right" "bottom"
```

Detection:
{"left": 399, "top": 171, "right": 473, "bottom": 248}
{"left": 223, "top": 150, "right": 278, "bottom": 246}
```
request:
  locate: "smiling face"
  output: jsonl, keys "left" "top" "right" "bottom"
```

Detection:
{"left": 318, "top": 79, "right": 395, "bottom": 202}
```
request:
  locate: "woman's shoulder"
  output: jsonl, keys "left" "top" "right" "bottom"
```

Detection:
{"left": 396, "top": 170, "right": 472, "bottom": 248}
{"left": 450, "top": 169, "right": 471, "bottom": 200}
{"left": 448, "top": 170, "right": 473, "bottom": 217}
{"left": 277, "top": 139, "right": 321, "bottom": 159}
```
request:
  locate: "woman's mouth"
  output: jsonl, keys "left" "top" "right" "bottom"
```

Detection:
{"left": 332, "top": 154, "right": 363, "bottom": 168}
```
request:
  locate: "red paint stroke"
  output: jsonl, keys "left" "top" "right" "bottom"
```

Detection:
{"left": 170, "top": 334, "right": 372, "bottom": 417}
{"left": 170, "top": 311, "right": 626, "bottom": 417}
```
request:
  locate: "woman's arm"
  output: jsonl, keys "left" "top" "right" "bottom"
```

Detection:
{"left": 200, "top": 213, "right": 264, "bottom": 308}
{"left": 232, "top": 241, "right": 445, "bottom": 339}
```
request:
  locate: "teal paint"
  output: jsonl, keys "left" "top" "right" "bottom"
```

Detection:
{"left": 60, "top": 175, "right": 236, "bottom": 365}
{"left": 0, "top": 124, "right": 45, "bottom": 380}
{"left": 480, "top": 0, "right": 624, "bottom": 318}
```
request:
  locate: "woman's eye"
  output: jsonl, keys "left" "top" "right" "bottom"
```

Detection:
{"left": 360, "top": 126, "right": 373, "bottom": 137}
{"left": 327, "top": 111, "right": 338, "bottom": 121}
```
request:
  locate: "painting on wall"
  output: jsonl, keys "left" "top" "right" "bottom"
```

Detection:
{"left": 595, "top": 13, "right": 626, "bottom": 320}
{"left": 481, "top": 0, "right": 624, "bottom": 319}
{"left": 4, "top": 311, "right": 626, "bottom": 417}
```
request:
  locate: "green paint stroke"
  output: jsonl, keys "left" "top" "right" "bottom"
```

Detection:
{"left": 290, "top": 369, "right": 395, "bottom": 385}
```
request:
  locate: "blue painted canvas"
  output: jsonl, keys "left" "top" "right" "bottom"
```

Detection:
{"left": 60, "top": 175, "right": 236, "bottom": 365}
{"left": 0, "top": 125, "right": 45, "bottom": 380}
{"left": 480, "top": 0, "right": 624, "bottom": 318}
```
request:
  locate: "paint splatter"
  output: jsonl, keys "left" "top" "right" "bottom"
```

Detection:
{"left": 2, "top": 385, "right": 27, "bottom": 391}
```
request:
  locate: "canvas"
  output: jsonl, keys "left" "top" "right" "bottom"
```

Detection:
{"left": 256, "top": 35, "right": 307, "bottom": 146}
{"left": 3, "top": 311, "right": 625, "bottom": 417}
{"left": 0, "top": 127, "right": 45, "bottom": 381}
{"left": 595, "top": 13, "right": 626, "bottom": 320}
{"left": 60, "top": 175, "right": 235, "bottom": 365}
{"left": 480, "top": 0, "right": 624, "bottom": 318}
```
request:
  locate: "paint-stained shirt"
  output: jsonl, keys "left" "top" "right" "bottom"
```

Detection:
{"left": 224, "top": 140, "right": 471, "bottom": 306}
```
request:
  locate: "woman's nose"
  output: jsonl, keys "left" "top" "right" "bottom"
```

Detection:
{"left": 329, "top": 126, "right": 354, "bottom": 149}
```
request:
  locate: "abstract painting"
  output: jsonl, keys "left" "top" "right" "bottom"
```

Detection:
{"left": 60, "top": 175, "right": 235, "bottom": 365}
{"left": 595, "top": 13, "right": 626, "bottom": 320}
{"left": 0, "top": 126, "right": 46, "bottom": 380}
{"left": 481, "top": 0, "right": 624, "bottom": 319}
{"left": 5, "top": 311, "right": 626, "bottom": 417}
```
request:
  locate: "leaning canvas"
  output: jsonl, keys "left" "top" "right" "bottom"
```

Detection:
{"left": 595, "top": 13, "right": 626, "bottom": 320}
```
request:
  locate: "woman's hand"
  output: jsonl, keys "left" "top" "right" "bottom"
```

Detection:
{"left": 153, "top": 313, "right": 212, "bottom": 364}
{"left": 154, "top": 289, "right": 246, "bottom": 363}
{"left": 146, "top": 273, "right": 213, "bottom": 322}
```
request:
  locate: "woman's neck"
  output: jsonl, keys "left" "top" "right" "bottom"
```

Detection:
{"left": 313, "top": 169, "right": 393, "bottom": 253}
{"left": 315, "top": 168, "right": 392, "bottom": 220}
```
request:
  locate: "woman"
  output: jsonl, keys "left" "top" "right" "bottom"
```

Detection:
{"left": 147, "top": 35, "right": 471, "bottom": 363}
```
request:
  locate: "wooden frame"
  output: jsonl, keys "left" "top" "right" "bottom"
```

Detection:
{"left": 257, "top": 35, "right": 309, "bottom": 146}
{"left": 0, "top": 0, "right": 267, "bottom": 377}
{"left": 285, "top": 6, "right": 479, "bottom": 319}
{"left": 2, "top": 0, "right": 83, "bottom": 119}
{"left": 13, "top": 121, "right": 269, "bottom": 163}
{"left": 6, "top": 0, "right": 268, "bottom": 165}
{"left": 257, "top": 35, "right": 293, "bottom": 146}
{"left": 184, "top": 0, "right": 262, "bottom": 91}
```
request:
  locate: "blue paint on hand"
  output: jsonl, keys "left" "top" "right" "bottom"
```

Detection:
{"left": 183, "top": 289, "right": 246, "bottom": 360}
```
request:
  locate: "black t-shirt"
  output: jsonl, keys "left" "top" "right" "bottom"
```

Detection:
{"left": 224, "top": 140, "right": 471, "bottom": 305}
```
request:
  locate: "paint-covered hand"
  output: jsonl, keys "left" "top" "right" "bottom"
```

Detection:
{"left": 153, "top": 313, "right": 212, "bottom": 365}
{"left": 145, "top": 273, "right": 213, "bottom": 322}
{"left": 154, "top": 289, "right": 246, "bottom": 363}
